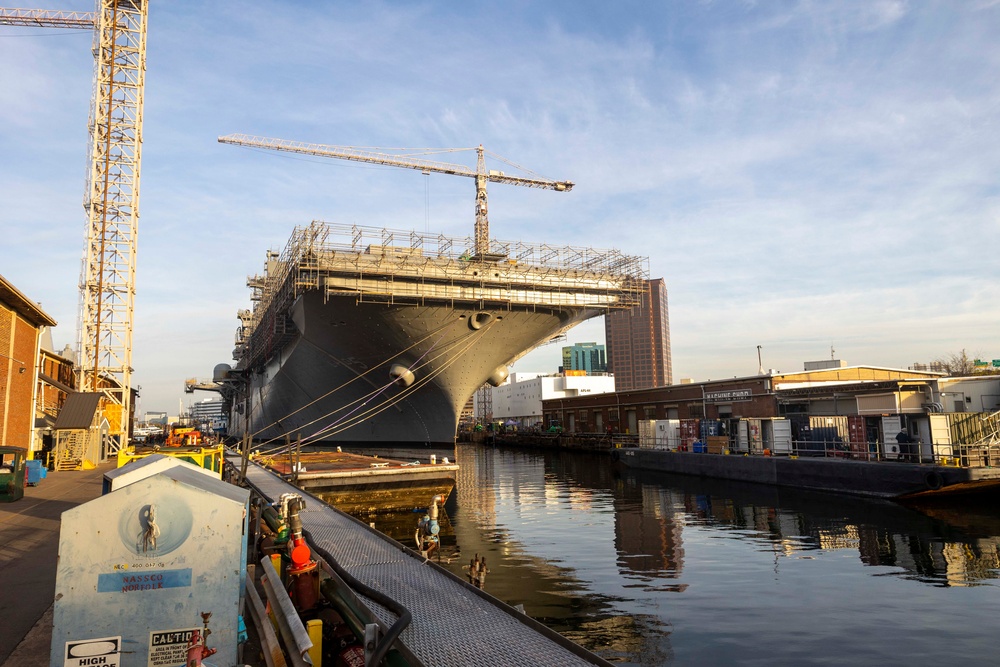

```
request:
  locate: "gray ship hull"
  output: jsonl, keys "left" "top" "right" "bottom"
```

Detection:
{"left": 229, "top": 290, "right": 599, "bottom": 446}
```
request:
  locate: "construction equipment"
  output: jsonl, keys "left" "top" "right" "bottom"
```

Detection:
{"left": 1, "top": 1, "right": 149, "bottom": 454}
{"left": 0, "top": 7, "right": 94, "bottom": 26}
{"left": 218, "top": 134, "right": 575, "bottom": 259}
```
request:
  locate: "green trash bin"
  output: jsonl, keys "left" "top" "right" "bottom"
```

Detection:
{"left": 0, "top": 447, "right": 27, "bottom": 502}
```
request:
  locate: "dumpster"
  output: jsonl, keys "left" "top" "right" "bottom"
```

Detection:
{"left": 0, "top": 446, "right": 27, "bottom": 502}
{"left": 26, "top": 459, "right": 43, "bottom": 486}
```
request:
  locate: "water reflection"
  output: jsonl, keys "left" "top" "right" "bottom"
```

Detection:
{"left": 342, "top": 444, "right": 1000, "bottom": 665}
{"left": 624, "top": 468, "right": 1000, "bottom": 588}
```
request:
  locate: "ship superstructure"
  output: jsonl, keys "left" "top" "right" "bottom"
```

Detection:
{"left": 217, "top": 221, "right": 647, "bottom": 447}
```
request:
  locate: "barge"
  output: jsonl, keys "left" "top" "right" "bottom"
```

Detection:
{"left": 613, "top": 447, "right": 1000, "bottom": 499}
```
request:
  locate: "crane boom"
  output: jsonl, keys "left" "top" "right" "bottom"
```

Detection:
{"left": 218, "top": 133, "right": 574, "bottom": 258}
{"left": 0, "top": 8, "right": 95, "bottom": 28}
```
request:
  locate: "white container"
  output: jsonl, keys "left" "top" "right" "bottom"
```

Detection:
{"left": 51, "top": 468, "right": 249, "bottom": 667}
{"left": 654, "top": 419, "right": 681, "bottom": 450}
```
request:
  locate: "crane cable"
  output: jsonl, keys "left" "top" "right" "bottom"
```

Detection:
{"left": 262, "top": 319, "right": 496, "bottom": 452}
{"left": 298, "top": 319, "right": 497, "bottom": 444}
{"left": 293, "top": 326, "right": 466, "bottom": 445}
{"left": 246, "top": 315, "right": 463, "bottom": 442}
{"left": 254, "top": 324, "right": 466, "bottom": 453}
{"left": 251, "top": 315, "right": 497, "bottom": 452}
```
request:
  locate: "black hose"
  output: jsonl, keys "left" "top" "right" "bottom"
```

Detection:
{"left": 302, "top": 528, "right": 412, "bottom": 666}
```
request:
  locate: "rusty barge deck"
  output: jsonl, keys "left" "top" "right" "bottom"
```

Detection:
{"left": 253, "top": 450, "right": 459, "bottom": 513}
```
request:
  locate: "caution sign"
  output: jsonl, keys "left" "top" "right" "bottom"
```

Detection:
{"left": 63, "top": 636, "right": 121, "bottom": 667}
{"left": 148, "top": 628, "right": 198, "bottom": 667}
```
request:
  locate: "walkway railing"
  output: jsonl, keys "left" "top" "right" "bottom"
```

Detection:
{"left": 523, "top": 431, "right": 1000, "bottom": 468}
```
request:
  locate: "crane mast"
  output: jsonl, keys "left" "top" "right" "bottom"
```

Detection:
{"left": 2, "top": 1, "right": 148, "bottom": 453}
{"left": 218, "top": 134, "right": 574, "bottom": 258}
{"left": 79, "top": 0, "right": 147, "bottom": 452}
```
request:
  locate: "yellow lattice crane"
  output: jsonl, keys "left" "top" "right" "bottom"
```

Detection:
{"left": 2, "top": 1, "right": 149, "bottom": 453}
{"left": 218, "top": 134, "right": 575, "bottom": 259}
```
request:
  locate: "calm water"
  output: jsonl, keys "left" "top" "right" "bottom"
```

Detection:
{"left": 351, "top": 443, "right": 1000, "bottom": 666}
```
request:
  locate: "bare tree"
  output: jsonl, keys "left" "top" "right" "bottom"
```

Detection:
{"left": 935, "top": 349, "right": 983, "bottom": 376}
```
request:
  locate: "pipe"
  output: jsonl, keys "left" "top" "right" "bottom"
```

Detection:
{"left": 260, "top": 557, "right": 313, "bottom": 667}
{"left": 303, "top": 528, "right": 411, "bottom": 667}
{"left": 245, "top": 565, "right": 285, "bottom": 667}
{"left": 261, "top": 505, "right": 290, "bottom": 544}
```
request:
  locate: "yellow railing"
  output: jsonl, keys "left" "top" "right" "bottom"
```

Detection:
{"left": 116, "top": 445, "right": 225, "bottom": 477}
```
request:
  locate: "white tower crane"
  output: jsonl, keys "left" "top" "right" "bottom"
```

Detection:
{"left": 217, "top": 134, "right": 574, "bottom": 259}
{"left": 2, "top": 1, "right": 148, "bottom": 453}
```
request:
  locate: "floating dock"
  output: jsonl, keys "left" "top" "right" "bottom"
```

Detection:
{"left": 234, "top": 454, "right": 612, "bottom": 667}
{"left": 252, "top": 450, "right": 459, "bottom": 513}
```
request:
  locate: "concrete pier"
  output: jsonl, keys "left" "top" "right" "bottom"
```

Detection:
{"left": 0, "top": 462, "right": 113, "bottom": 667}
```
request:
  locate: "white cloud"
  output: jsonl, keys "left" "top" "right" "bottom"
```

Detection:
{"left": 2, "top": 1, "right": 999, "bottom": 412}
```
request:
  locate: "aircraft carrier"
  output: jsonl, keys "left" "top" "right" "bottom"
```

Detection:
{"left": 216, "top": 220, "right": 647, "bottom": 448}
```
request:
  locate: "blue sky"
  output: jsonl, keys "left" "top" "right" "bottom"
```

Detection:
{"left": 3, "top": 1, "right": 999, "bottom": 414}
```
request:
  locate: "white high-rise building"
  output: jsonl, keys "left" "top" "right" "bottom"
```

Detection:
{"left": 189, "top": 398, "right": 227, "bottom": 433}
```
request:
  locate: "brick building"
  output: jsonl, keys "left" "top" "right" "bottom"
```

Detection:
{"left": 36, "top": 333, "right": 76, "bottom": 454}
{"left": 542, "top": 366, "right": 950, "bottom": 438}
{"left": 0, "top": 274, "right": 57, "bottom": 450}
{"left": 544, "top": 376, "right": 777, "bottom": 435}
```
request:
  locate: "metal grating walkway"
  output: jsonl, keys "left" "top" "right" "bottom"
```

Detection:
{"left": 239, "top": 458, "right": 610, "bottom": 667}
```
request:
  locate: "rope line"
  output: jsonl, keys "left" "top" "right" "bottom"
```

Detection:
{"left": 249, "top": 315, "right": 497, "bottom": 452}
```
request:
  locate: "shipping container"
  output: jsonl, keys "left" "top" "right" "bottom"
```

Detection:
{"left": 746, "top": 418, "right": 763, "bottom": 453}
{"left": 730, "top": 419, "right": 746, "bottom": 453}
{"left": 806, "top": 416, "right": 850, "bottom": 456}
{"left": 847, "top": 415, "right": 869, "bottom": 459}
{"left": 680, "top": 419, "right": 700, "bottom": 451}
{"left": 728, "top": 418, "right": 764, "bottom": 454}
{"left": 700, "top": 419, "right": 722, "bottom": 439}
{"left": 925, "top": 413, "right": 955, "bottom": 462}
{"left": 638, "top": 420, "right": 657, "bottom": 449}
{"left": 763, "top": 418, "right": 793, "bottom": 455}
{"left": 881, "top": 415, "right": 902, "bottom": 460}
{"left": 654, "top": 419, "right": 681, "bottom": 450}
{"left": 948, "top": 412, "right": 994, "bottom": 444}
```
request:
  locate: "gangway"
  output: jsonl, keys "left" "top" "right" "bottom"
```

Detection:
{"left": 233, "top": 454, "right": 612, "bottom": 667}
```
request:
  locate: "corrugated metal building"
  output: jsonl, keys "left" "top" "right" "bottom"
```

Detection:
{"left": 52, "top": 392, "right": 107, "bottom": 469}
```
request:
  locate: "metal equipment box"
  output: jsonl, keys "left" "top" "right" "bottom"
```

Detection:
{"left": 102, "top": 452, "right": 218, "bottom": 494}
{"left": 50, "top": 467, "right": 249, "bottom": 667}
